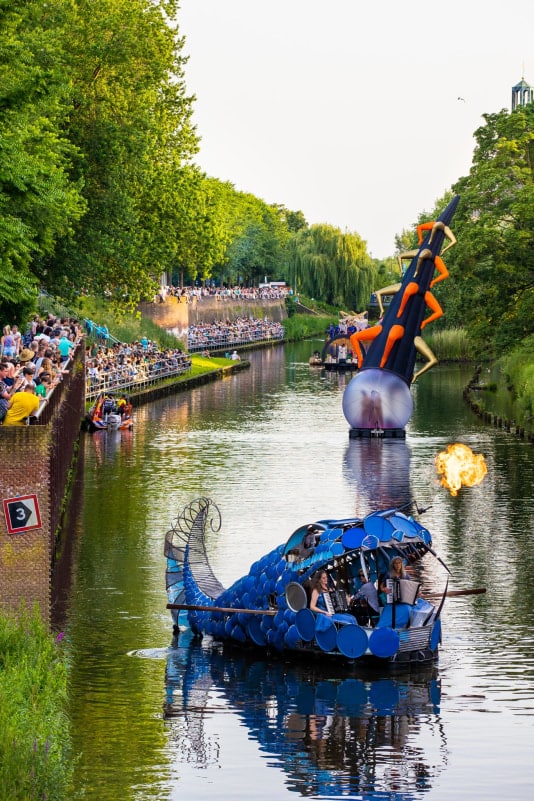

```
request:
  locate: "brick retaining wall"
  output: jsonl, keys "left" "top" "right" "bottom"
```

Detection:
{"left": 0, "top": 346, "right": 85, "bottom": 623}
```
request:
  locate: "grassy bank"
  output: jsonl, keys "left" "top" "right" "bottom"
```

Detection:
{"left": 78, "top": 296, "right": 183, "bottom": 349}
{"left": 0, "top": 608, "right": 72, "bottom": 801}
{"left": 283, "top": 312, "right": 335, "bottom": 341}
{"left": 479, "top": 335, "right": 534, "bottom": 429}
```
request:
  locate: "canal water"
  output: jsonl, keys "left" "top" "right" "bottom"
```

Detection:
{"left": 64, "top": 340, "right": 534, "bottom": 800}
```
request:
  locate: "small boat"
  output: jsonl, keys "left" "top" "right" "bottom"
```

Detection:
{"left": 309, "top": 350, "right": 323, "bottom": 367}
{"left": 165, "top": 498, "right": 450, "bottom": 668}
{"left": 84, "top": 393, "right": 134, "bottom": 432}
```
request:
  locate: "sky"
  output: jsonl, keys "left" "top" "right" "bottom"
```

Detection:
{"left": 178, "top": 0, "right": 533, "bottom": 259}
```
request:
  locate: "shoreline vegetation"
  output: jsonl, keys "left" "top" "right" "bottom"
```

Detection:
{"left": 0, "top": 607, "right": 72, "bottom": 800}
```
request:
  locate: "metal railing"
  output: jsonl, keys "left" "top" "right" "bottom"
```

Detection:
{"left": 37, "top": 291, "right": 121, "bottom": 345}
{"left": 187, "top": 330, "right": 284, "bottom": 353}
{"left": 85, "top": 358, "right": 192, "bottom": 401}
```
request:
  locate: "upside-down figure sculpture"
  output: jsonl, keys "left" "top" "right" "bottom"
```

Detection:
{"left": 342, "top": 195, "right": 459, "bottom": 435}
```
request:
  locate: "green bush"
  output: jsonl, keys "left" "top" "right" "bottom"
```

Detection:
{"left": 497, "top": 335, "right": 534, "bottom": 422}
{"left": 0, "top": 607, "right": 73, "bottom": 801}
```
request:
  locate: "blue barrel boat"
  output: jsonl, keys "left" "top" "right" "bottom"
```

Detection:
{"left": 165, "top": 497, "right": 450, "bottom": 668}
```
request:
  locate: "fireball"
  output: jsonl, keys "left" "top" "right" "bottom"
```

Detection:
{"left": 435, "top": 443, "right": 487, "bottom": 496}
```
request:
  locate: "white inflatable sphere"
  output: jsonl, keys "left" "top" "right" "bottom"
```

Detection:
{"left": 342, "top": 369, "right": 413, "bottom": 430}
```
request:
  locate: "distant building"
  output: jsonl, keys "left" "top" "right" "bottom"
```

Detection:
{"left": 511, "top": 76, "right": 534, "bottom": 110}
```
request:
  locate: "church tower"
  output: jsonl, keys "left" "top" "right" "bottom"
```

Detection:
{"left": 511, "top": 75, "right": 534, "bottom": 110}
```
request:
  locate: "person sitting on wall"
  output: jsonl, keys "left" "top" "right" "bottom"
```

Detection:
{"left": 2, "top": 382, "right": 40, "bottom": 426}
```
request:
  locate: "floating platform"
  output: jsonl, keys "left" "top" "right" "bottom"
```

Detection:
{"left": 349, "top": 427, "right": 406, "bottom": 439}
{"left": 324, "top": 361, "right": 358, "bottom": 373}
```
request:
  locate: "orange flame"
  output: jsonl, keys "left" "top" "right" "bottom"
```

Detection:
{"left": 435, "top": 443, "right": 487, "bottom": 496}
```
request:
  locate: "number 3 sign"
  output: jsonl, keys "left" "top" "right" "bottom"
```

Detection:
{"left": 3, "top": 495, "right": 42, "bottom": 534}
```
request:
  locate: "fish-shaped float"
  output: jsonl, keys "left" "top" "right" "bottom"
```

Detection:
{"left": 165, "top": 497, "right": 451, "bottom": 667}
{"left": 343, "top": 195, "right": 459, "bottom": 436}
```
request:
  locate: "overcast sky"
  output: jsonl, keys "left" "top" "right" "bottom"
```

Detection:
{"left": 178, "top": 0, "right": 532, "bottom": 259}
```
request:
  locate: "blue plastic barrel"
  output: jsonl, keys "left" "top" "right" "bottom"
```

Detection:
{"left": 315, "top": 618, "right": 337, "bottom": 652}
{"left": 231, "top": 624, "right": 247, "bottom": 642}
{"left": 336, "top": 623, "right": 368, "bottom": 658}
{"left": 295, "top": 608, "right": 316, "bottom": 641}
{"left": 369, "top": 626, "right": 400, "bottom": 658}
{"left": 341, "top": 526, "right": 365, "bottom": 550}
{"left": 284, "top": 624, "right": 301, "bottom": 649}
{"left": 247, "top": 617, "right": 267, "bottom": 646}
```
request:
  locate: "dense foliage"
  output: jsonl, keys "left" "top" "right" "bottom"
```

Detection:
{"left": 413, "top": 106, "right": 534, "bottom": 356}
{"left": 287, "top": 224, "right": 376, "bottom": 312}
{"left": 0, "top": 608, "right": 72, "bottom": 801}
{"left": 0, "top": 0, "right": 373, "bottom": 320}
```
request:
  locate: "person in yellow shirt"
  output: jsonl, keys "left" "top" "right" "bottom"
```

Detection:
{"left": 2, "top": 382, "right": 40, "bottom": 426}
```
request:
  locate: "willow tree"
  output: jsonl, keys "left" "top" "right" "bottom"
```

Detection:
{"left": 289, "top": 223, "right": 374, "bottom": 311}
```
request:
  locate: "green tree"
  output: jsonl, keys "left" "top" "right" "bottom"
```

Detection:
{"left": 44, "top": 0, "right": 199, "bottom": 309}
{"left": 411, "top": 107, "right": 534, "bottom": 352}
{"left": 452, "top": 107, "right": 534, "bottom": 350}
{"left": 217, "top": 191, "right": 291, "bottom": 286}
{"left": 0, "top": 0, "right": 86, "bottom": 320}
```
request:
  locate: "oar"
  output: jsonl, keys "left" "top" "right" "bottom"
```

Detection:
{"left": 425, "top": 587, "right": 486, "bottom": 599}
{"left": 167, "top": 602, "right": 276, "bottom": 616}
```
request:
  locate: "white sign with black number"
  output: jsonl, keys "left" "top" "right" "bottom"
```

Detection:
{"left": 3, "top": 494, "right": 42, "bottom": 534}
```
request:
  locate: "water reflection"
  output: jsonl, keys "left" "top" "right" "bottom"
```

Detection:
{"left": 90, "top": 427, "right": 134, "bottom": 464}
{"left": 164, "top": 633, "right": 447, "bottom": 798}
{"left": 343, "top": 438, "right": 413, "bottom": 514}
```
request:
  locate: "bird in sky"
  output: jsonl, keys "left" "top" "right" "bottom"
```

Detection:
{"left": 457, "top": 96, "right": 466, "bottom": 102}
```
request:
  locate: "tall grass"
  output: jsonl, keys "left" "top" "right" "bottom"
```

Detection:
{"left": 423, "top": 328, "right": 471, "bottom": 361}
{"left": 0, "top": 607, "right": 73, "bottom": 801}
{"left": 283, "top": 313, "right": 335, "bottom": 341}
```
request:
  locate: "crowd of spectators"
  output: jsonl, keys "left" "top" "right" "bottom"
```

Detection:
{"left": 187, "top": 316, "right": 284, "bottom": 352}
{"left": 85, "top": 339, "right": 192, "bottom": 399}
{"left": 155, "top": 284, "right": 290, "bottom": 304}
{"left": 0, "top": 314, "right": 82, "bottom": 426}
{"left": 1, "top": 302, "right": 286, "bottom": 421}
